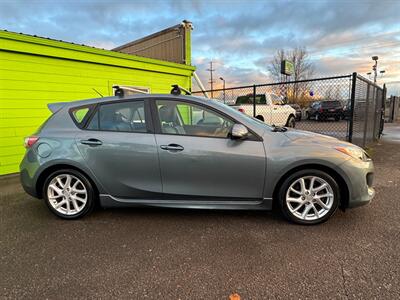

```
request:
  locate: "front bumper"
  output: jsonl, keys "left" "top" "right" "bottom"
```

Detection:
{"left": 340, "top": 158, "right": 375, "bottom": 208}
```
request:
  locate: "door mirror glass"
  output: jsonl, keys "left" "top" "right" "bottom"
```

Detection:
{"left": 230, "top": 124, "right": 248, "bottom": 139}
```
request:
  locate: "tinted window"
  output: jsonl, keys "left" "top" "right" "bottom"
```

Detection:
{"left": 87, "top": 101, "right": 146, "bottom": 132}
{"left": 156, "top": 100, "right": 234, "bottom": 138}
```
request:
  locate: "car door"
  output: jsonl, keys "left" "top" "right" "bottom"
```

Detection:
{"left": 152, "top": 99, "right": 266, "bottom": 200}
{"left": 75, "top": 99, "right": 162, "bottom": 198}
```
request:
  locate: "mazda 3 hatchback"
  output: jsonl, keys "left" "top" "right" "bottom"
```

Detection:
{"left": 20, "top": 92, "right": 375, "bottom": 225}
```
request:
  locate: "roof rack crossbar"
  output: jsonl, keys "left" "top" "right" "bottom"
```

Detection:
{"left": 170, "top": 84, "right": 191, "bottom": 95}
{"left": 113, "top": 85, "right": 150, "bottom": 97}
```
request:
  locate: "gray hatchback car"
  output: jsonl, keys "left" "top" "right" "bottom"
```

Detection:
{"left": 20, "top": 91, "right": 375, "bottom": 225}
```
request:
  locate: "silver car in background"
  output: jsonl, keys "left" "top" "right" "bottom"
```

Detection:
{"left": 20, "top": 92, "right": 375, "bottom": 225}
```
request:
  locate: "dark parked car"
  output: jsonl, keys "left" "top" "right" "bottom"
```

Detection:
{"left": 306, "top": 100, "right": 343, "bottom": 121}
{"left": 20, "top": 91, "right": 374, "bottom": 225}
{"left": 288, "top": 103, "right": 302, "bottom": 121}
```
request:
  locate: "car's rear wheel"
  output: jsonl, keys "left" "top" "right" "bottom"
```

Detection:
{"left": 278, "top": 169, "right": 339, "bottom": 225}
{"left": 43, "top": 169, "right": 95, "bottom": 219}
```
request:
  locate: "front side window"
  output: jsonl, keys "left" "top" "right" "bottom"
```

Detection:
{"left": 87, "top": 100, "right": 146, "bottom": 132}
{"left": 271, "top": 94, "right": 284, "bottom": 105}
{"left": 156, "top": 100, "right": 234, "bottom": 138}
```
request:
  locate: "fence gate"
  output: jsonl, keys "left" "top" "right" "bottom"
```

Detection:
{"left": 192, "top": 72, "right": 386, "bottom": 148}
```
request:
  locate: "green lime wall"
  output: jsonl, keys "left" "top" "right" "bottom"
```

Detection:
{"left": 0, "top": 30, "right": 195, "bottom": 175}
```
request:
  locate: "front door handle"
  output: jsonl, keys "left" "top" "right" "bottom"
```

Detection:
{"left": 80, "top": 138, "right": 103, "bottom": 146}
{"left": 160, "top": 144, "right": 184, "bottom": 152}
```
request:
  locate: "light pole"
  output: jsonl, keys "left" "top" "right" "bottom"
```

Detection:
{"left": 219, "top": 77, "right": 226, "bottom": 103}
{"left": 372, "top": 56, "right": 378, "bottom": 84}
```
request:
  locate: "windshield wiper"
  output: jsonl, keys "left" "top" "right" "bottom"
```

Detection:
{"left": 271, "top": 125, "right": 287, "bottom": 132}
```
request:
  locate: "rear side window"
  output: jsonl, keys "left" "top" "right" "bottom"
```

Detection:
{"left": 236, "top": 95, "right": 266, "bottom": 105}
{"left": 86, "top": 100, "right": 146, "bottom": 133}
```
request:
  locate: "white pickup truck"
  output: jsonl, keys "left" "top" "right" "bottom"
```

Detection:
{"left": 231, "top": 93, "right": 297, "bottom": 127}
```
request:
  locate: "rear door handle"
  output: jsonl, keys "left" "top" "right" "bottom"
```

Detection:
{"left": 160, "top": 144, "right": 184, "bottom": 152}
{"left": 80, "top": 138, "right": 103, "bottom": 146}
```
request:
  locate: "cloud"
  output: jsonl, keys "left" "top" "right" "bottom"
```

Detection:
{"left": 1, "top": 0, "right": 399, "bottom": 95}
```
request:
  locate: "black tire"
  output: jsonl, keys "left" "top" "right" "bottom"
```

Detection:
{"left": 286, "top": 115, "right": 295, "bottom": 128}
{"left": 335, "top": 115, "right": 340, "bottom": 121}
{"left": 278, "top": 169, "right": 340, "bottom": 225}
{"left": 255, "top": 115, "right": 264, "bottom": 122}
{"left": 43, "top": 169, "right": 96, "bottom": 219}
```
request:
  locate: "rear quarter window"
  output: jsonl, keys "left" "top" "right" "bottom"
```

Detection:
{"left": 69, "top": 105, "right": 94, "bottom": 128}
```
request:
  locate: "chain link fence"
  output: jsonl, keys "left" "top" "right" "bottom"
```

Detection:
{"left": 385, "top": 95, "right": 400, "bottom": 123}
{"left": 193, "top": 73, "right": 386, "bottom": 148}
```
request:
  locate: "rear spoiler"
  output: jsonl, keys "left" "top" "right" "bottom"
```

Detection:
{"left": 47, "top": 102, "right": 68, "bottom": 113}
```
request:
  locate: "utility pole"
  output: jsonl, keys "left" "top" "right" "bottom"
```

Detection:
{"left": 207, "top": 61, "right": 215, "bottom": 98}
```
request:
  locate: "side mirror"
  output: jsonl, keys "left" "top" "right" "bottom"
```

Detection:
{"left": 230, "top": 124, "right": 248, "bottom": 140}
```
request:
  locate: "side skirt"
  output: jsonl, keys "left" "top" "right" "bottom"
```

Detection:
{"left": 99, "top": 194, "right": 273, "bottom": 210}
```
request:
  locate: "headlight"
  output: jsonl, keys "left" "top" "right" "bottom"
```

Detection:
{"left": 335, "top": 146, "right": 368, "bottom": 161}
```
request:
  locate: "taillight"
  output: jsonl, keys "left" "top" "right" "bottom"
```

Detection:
{"left": 319, "top": 108, "right": 323, "bottom": 113}
{"left": 24, "top": 136, "right": 39, "bottom": 148}
{"left": 238, "top": 108, "right": 245, "bottom": 113}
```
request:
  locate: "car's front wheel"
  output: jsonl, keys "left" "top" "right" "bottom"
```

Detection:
{"left": 278, "top": 169, "right": 340, "bottom": 225}
{"left": 286, "top": 115, "right": 296, "bottom": 128}
{"left": 43, "top": 169, "right": 96, "bottom": 219}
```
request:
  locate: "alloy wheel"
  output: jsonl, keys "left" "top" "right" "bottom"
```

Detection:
{"left": 47, "top": 174, "right": 88, "bottom": 216}
{"left": 285, "top": 176, "right": 334, "bottom": 221}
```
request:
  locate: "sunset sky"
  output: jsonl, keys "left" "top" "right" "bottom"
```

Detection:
{"left": 1, "top": 0, "right": 399, "bottom": 95}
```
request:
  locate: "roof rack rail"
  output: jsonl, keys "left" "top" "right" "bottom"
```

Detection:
{"left": 170, "top": 84, "right": 191, "bottom": 96}
{"left": 113, "top": 85, "right": 150, "bottom": 97}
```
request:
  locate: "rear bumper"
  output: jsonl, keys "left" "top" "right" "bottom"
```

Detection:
{"left": 19, "top": 151, "right": 40, "bottom": 198}
{"left": 320, "top": 111, "right": 342, "bottom": 117}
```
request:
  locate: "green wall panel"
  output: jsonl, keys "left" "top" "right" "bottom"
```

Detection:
{"left": 0, "top": 30, "right": 195, "bottom": 175}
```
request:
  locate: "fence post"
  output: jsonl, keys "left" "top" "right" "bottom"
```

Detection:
{"left": 348, "top": 72, "right": 357, "bottom": 143}
{"left": 253, "top": 84, "right": 256, "bottom": 117}
{"left": 362, "top": 85, "right": 371, "bottom": 147}
{"left": 379, "top": 84, "right": 387, "bottom": 138}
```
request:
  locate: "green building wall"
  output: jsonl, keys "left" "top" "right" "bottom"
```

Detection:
{"left": 0, "top": 30, "right": 195, "bottom": 175}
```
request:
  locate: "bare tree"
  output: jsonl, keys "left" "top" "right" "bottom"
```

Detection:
{"left": 268, "top": 47, "right": 315, "bottom": 104}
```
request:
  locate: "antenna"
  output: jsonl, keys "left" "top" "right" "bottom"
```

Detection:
{"left": 207, "top": 61, "right": 215, "bottom": 98}
{"left": 92, "top": 88, "right": 103, "bottom": 97}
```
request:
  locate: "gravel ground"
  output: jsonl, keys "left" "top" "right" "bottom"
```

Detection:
{"left": 1, "top": 123, "right": 399, "bottom": 299}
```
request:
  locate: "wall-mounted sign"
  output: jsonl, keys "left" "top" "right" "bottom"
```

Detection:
{"left": 281, "top": 60, "right": 294, "bottom": 76}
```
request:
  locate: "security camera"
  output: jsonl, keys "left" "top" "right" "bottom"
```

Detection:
{"left": 372, "top": 56, "right": 379, "bottom": 61}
